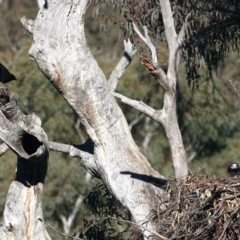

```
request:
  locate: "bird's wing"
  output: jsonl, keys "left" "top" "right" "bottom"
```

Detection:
{"left": 0, "top": 62, "right": 17, "bottom": 82}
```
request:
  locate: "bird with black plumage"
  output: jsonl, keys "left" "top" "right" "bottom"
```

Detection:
{"left": 0, "top": 62, "right": 17, "bottom": 87}
{"left": 227, "top": 163, "right": 240, "bottom": 177}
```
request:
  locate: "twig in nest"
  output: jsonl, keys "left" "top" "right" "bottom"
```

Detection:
{"left": 218, "top": 206, "right": 240, "bottom": 240}
{"left": 222, "top": 192, "right": 240, "bottom": 201}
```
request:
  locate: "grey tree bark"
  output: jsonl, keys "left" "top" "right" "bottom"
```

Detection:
{"left": 20, "top": 0, "right": 167, "bottom": 239}
{"left": 0, "top": 88, "right": 50, "bottom": 240}
{"left": 114, "top": 1, "right": 189, "bottom": 179}
{"left": 0, "top": 0, "right": 191, "bottom": 239}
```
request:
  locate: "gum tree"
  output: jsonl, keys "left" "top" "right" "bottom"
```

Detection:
{"left": 0, "top": 0, "right": 239, "bottom": 239}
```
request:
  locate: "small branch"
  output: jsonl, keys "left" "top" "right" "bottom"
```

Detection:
{"left": 108, "top": 39, "right": 137, "bottom": 92}
{"left": 37, "top": 0, "right": 47, "bottom": 10}
{"left": 176, "top": 12, "right": 192, "bottom": 70}
{"left": 46, "top": 223, "right": 83, "bottom": 240}
{"left": 60, "top": 195, "right": 83, "bottom": 234}
{"left": 133, "top": 24, "right": 170, "bottom": 91}
{"left": 74, "top": 119, "right": 86, "bottom": 143}
{"left": 128, "top": 113, "right": 145, "bottom": 131}
{"left": 48, "top": 141, "right": 71, "bottom": 153}
{"left": 133, "top": 23, "right": 158, "bottom": 67}
{"left": 48, "top": 140, "right": 92, "bottom": 159}
{"left": 48, "top": 140, "right": 100, "bottom": 178}
{"left": 221, "top": 192, "right": 240, "bottom": 201}
{"left": 187, "top": 151, "right": 197, "bottom": 163}
{"left": 112, "top": 92, "right": 163, "bottom": 124}
{"left": 142, "top": 118, "right": 158, "bottom": 150}
{"left": 178, "top": 12, "right": 192, "bottom": 46}
{"left": 110, "top": 216, "right": 168, "bottom": 240}
{"left": 48, "top": 140, "right": 94, "bottom": 160}
{"left": 3, "top": 25, "right": 17, "bottom": 52}
{"left": 83, "top": 216, "right": 168, "bottom": 240}
{"left": 0, "top": 143, "right": 9, "bottom": 157}
{"left": 20, "top": 16, "right": 35, "bottom": 35}
{"left": 229, "top": 79, "right": 240, "bottom": 100}
{"left": 151, "top": 68, "right": 169, "bottom": 91}
{"left": 140, "top": 57, "right": 169, "bottom": 91}
{"left": 59, "top": 171, "right": 91, "bottom": 234}
{"left": 218, "top": 206, "right": 239, "bottom": 240}
{"left": 159, "top": 0, "right": 177, "bottom": 49}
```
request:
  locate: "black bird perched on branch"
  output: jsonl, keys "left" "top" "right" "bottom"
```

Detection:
{"left": 227, "top": 163, "right": 240, "bottom": 177}
{"left": 0, "top": 62, "right": 17, "bottom": 85}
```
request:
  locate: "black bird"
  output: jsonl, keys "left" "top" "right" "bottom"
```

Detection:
{"left": 227, "top": 163, "right": 240, "bottom": 177}
{"left": 0, "top": 62, "right": 17, "bottom": 85}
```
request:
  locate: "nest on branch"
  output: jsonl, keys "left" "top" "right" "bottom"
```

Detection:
{"left": 157, "top": 173, "right": 240, "bottom": 240}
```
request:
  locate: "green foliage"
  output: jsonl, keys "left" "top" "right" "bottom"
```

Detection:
{"left": 179, "top": 78, "right": 237, "bottom": 155}
{"left": 180, "top": 52, "right": 240, "bottom": 176}
{"left": 95, "top": 0, "right": 240, "bottom": 87}
{"left": 87, "top": 1, "right": 240, "bottom": 177}
{"left": 80, "top": 183, "right": 140, "bottom": 240}
{"left": 180, "top": 0, "right": 240, "bottom": 87}
{"left": 84, "top": 183, "right": 130, "bottom": 218}
{"left": 1, "top": 1, "right": 240, "bottom": 239}
{"left": 0, "top": 0, "right": 37, "bottom": 55}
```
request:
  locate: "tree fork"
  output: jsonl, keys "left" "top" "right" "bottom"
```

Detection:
{"left": 0, "top": 87, "right": 50, "bottom": 239}
{"left": 21, "top": 0, "right": 168, "bottom": 239}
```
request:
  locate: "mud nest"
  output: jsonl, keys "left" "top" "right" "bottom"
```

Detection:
{"left": 157, "top": 173, "right": 240, "bottom": 240}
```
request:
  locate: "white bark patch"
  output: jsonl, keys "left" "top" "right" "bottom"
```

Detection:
{"left": 21, "top": 1, "right": 169, "bottom": 238}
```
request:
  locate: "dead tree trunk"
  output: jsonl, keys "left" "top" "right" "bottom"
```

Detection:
{"left": 112, "top": 0, "right": 189, "bottom": 179}
{"left": 0, "top": 88, "right": 50, "bottom": 239}
{"left": 21, "top": 0, "right": 167, "bottom": 239}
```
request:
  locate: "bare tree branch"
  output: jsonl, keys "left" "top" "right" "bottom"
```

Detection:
{"left": 142, "top": 118, "right": 158, "bottom": 151}
{"left": 48, "top": 141, "right": 71, "bottom": 153}
{"left": 128, "top": 113, "right": 145, "bottom": 131}
{"left": 229, "top": 79, "right": 240, "bottom": 100}
{"left": 48, "top": 141, "right": 92, "bottom": 159}
{"left": 20, "top": 17, "right": 35, "bottom": 35}
{"left": 82, "top": 216, "right": 168, "bottom": 240}
{"left": 74, "top": 119, "right": 86, "bottom": 143}
{"left": 46, "top": 223, "right": 83, "bottom": 240}
{"left": 151, "top": 69, "right": 172, "bottom": 92}
{"left": 110, "top": 216, "right": 169, "bottom": 240}
{"left": 59, "top": 171, "right": 92, "bottom": 234}
{"left": 22, "top": 1, "right": 168, "bottom": 238}
{"left": 178, "top": 12, "right": 192, "bottom": 46}
{"left": 141, "top": 57, "right": 170, "bottom": 91}
{"left": 59, "top": 195, "right": 83, "bottom": 234}
{"left": 48, "top": 140, "right": 99, "bottom": 178}
{"left": 128, "top": 2, "right": 188, "bottom": 178}
{"left": 108, "top": 39, "right": 137, "bottom": 92}
{"left": 176, "top": 12, "right": 192, "bottom": 71}
{"left": 112, "top": 92, "right": 163, "bottom": 124}
{"left": 133, "top": 23, "right": 170, "bottom": 92}
{"left": 0, "top": 88, "right": 51, "bottom": 240}
{"left": 133, "top": 23, "right": 158, "bottom": 67}
{"left": 3, "top": 26, "right": 17, "bottom": 52}
{"left": 159, "top": 0, "right": 177, "bottom": 50}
